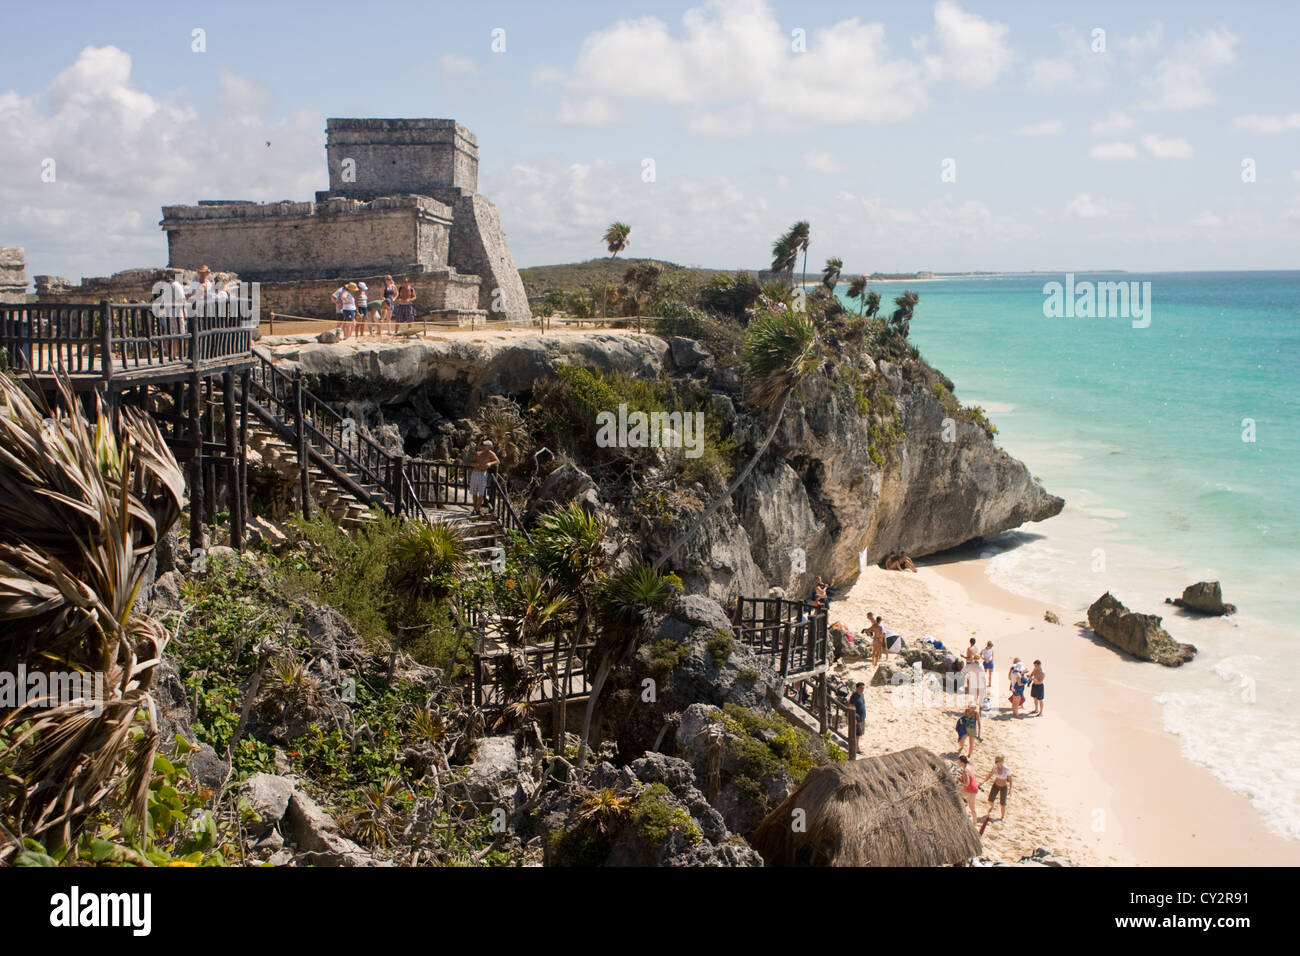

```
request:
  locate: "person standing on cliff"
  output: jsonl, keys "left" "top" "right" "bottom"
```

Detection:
{"left": 381, "top": 275, "right": 398, "bottom": 336}
{"left": 467, "top": 439, "right": 499, "bottom": 516}
{"left": 394, "top": 278, "right": 416, "bottom": 331}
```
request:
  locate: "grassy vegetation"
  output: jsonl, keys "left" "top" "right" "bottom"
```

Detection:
{"left": 519, "top": 258, "right": 728, "bottom": 298}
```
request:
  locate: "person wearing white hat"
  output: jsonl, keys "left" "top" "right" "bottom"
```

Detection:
{"left": 467, "top": 438, "right": 499, "bottom": 516}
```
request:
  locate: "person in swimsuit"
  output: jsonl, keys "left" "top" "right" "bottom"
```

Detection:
{"left": 980, "top": 756, "right": 1013, "bottom": 820}
{"left": 957, "top": 755, "right": 979, "bottom": 825}
{"left": 963, "top": 638, "right": 983, "bottom": 696}
{"left": 1028, "top": 660, "right": 1045, "bottom": 716}
{"left": 467, "top": 438, "right": 500, "bottom": 516}
{"left": 813, "top": 577, "right": 829, "bottom": 609}
{"left": 956, "top": 705, "right": 978, "bottom": 757}
{"left": 866, "top": 612, "right": 885, "bottom": 667}
{"left": 1009, "top": 668, "right": 1027, "bottom": 718}
{"left": 381, "top": 274, "right": 397, "bottom": 336}
{"left": 982, "top": 641, "right": 994, "bottom": 686}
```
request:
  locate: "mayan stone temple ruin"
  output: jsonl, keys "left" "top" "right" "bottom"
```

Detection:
{"left": 156, "top": 118, "right": 529, "bottom": 323}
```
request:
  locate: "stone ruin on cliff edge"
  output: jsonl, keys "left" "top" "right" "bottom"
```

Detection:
{"left": 157, "top": 118, "right": 529, "bottom": 325}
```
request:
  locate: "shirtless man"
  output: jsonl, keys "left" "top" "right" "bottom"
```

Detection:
{"left": 1027, "top": 659, "right": 1046, "bottom": 716}
{"left": 467, "top": 439, "right": 500, "bottom": 516}
{"left": 866, "top": 612, "right": 885, "bottom": 666}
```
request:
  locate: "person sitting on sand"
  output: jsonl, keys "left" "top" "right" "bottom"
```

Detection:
{"left": 957, "top": 755, "right": 979, "bottom": 825}
{"left": 897, "top": 552, "right": 917, "bottom": 572}
{"left": 1028, "top": 660, "right": 1046, "bottom": 716}
{"left": 980, "top": 757, "right": 1013, "bottom": 821}
{"left": 881, "top": 551, "right": 899, "bottom": 570}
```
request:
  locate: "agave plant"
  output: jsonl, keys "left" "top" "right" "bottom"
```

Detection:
{"left": 389, "top": 520, "right": 468, "bottom": 606}
{"left": 0, "top": 374, "right": 184, "bottom": 858}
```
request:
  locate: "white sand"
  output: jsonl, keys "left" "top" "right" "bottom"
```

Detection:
{"left": 831, "top": 562, "right": 1300, "bottom": 866}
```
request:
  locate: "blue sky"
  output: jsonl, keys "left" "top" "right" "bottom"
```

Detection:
{"left": 2, "top": 0, "right": 1298, "bottom": 281}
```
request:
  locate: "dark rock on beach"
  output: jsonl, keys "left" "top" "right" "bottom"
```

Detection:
{"left": 1165, "top": 580, "right": 1236, "bottom": 616}
{"left": 1086, "top": 592, "right": 1197, "bottom": 667}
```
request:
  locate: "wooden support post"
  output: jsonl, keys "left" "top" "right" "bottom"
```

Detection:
{"left": 99, "top": 301, "right": 113, "bottom": 385}
{"left": 818, "top": 673, "right": 830, "bottom": 735}
{"left": 780, "top": 622, "right": 791, "bottom": 677}
{"left": 203, "top": 377, "right": 216, "bottom": 528}
{"left": 847, "top": 708, "right": 859, "bottom": 760}
{"left": 294, "top": 370, "right": 311, "bottom": 519}
{"left": 187, "top": 373, "right": 204, "bottom": 557}
{"left": 238, "top": 369, "right": 250, "bottom": 547}
{"left": 223, "top": 371, "right": 242, "bottom": 551}
{"left": 391, "top": 454, "right": 407, "bottom": 517}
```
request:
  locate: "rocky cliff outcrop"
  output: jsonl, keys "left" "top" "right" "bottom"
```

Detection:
{"left": 263, "top": 331, "right": 1063, "bottom": 603}
{"left": 1087, "top": 592, "right": 1197, "bottom": 666}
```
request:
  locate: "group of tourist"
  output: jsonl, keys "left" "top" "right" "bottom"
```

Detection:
{"left": 330, "top": 276, "right": 417, "bottom": 340}
{"left": 158, "top": 264, "right": 240, "bottom": 358}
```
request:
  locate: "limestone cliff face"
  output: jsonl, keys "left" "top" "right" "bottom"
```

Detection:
{"left": 264, "top": 332, "right": 1062, "bottom": 603}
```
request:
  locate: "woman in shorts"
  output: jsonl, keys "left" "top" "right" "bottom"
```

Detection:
{"left": 981, "top": 756, "right": 1013, "bottom": 821}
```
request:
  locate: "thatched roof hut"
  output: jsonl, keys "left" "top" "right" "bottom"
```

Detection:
{"left": 749, "top": 747, "right": 982, "bottom": 866}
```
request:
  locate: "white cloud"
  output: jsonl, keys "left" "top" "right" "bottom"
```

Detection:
{"left": 1091, "top": 110, "right": 1136, "bottom": 134}
{"left": 0, "top": 46, "right": 323, "bottom": 280}
{"left": 1025, "top": 27, "right": 1109, "bottom": 93}
{"left": 1234, "top": 112, "right": 1300, "bottom": 133}
{"left": 803, "top": 151, "right": 843, "bottom": 174}
{"left": 1067, "top": 193, "right": 1108, "bottom": 218}
{"left": 555, "top": 97, "right": 623, "bottom": 126}
{"left": 437, "top": 54, "right": 479, "bottom": 81}
{"left": 1090, "top": 141, "right": 1137, "bottom": 160}
{"left": 537, "top": 0, "right": 1010, "bottom": 129}
{"left": 922, "top": 0, "right": 1013, "bottom": 88}
{"left": 1191, "top": 211, "right": 1222, "bottom": 228}
{"left": 1142, "top": 134, "right": 1193, "bottom": 158}
{"left": 1139, "top": 27, "right": 1237, "bottom": 110}
{"left": 1018, "top": 120, "right": 1063, "bottom": 136}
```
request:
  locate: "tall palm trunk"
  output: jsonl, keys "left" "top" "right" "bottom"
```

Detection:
{"left": 653, "top": 391, "right": 792, "bottom": 572}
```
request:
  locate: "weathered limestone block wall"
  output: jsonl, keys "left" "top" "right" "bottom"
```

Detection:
{"left": 34, "top": 267, "right": 216, "bottom": 304}
{"left": 322, "top": 118, "right": 478, "bottom": 200}
{"left": 433, "top": 191, "right": 531, "bottom": 324}
{"left": 0, "top": 247, "right": 28, "bottom": 302}
{"left": 162, "top": 196, "right": 452, "bottom": 281}
{"left": 259, "top": 269, "right": 482, "bottom": 321}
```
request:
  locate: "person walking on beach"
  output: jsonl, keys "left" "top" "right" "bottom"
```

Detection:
{"left": 956, "top": 704, "right": 979, "bottom": 757}
{"left": 467, "top": 438, "right": 499, "bottom": 516}
{"left": 981, "top": 641, "right": 995, "bottom": 689}
{"left": 963, "top": 638, "right": 982, "bottom": 696}
{"left": 848, "top": 681, "right": 866, "bottom": 755}
{"left": 957, "top": 755, "right": 979, "bottom": 825}
{"left": 1028, "top": 660, "right": 1045, "bottom": 716}
{"left": 980, "top": 756, "right": 1013, "bottom": 822}
{"left": 1008, "top": 667, "right": 1027, "bottom": 718}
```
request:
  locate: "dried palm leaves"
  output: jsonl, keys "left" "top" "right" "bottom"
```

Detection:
{"left": 0, "top": 374, "right": 184, "bottom": 858}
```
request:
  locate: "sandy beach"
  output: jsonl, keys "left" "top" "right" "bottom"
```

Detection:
{"left": 832, "top": 555, "right": 1300, "bottom": 867}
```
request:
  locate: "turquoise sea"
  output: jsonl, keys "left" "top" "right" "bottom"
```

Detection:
{"left": 841, "top": 272, "right": 1300, "bottom": 839}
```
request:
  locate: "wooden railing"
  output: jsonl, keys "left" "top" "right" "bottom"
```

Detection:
{"left": 473, "top": 641, "right": 596, "bottom": 707}
{"left": 242, "top": 348, "right": 530, "bottom": 542}
{"left": 732, "top": 597, "right": 828, "bottom": 677}
{"left": 0, "top": 301, "right": 254, "bottom": 381}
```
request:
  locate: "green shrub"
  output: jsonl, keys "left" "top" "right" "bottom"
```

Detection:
{"left": 630, "top": 783, "right": 701, "bottom": 850}
{"left": 646, "top": 638, "right": 692, "bottom": 681}
{"left": 706, "top": 629, "right": 734, "bottom": 667}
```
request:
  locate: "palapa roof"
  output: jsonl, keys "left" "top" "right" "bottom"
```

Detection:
{"left": 750, "top": 746, "right": 982, "bottom": 867}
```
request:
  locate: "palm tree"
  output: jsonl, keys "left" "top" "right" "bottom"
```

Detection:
{"left": 821, "top": 257, "right": 843, "bottom": 293}
{"left": 622, "top": 261, "right": 662, "bottom": 321}
{"left": 388, "top": 520, "right": 469, "bottom": 678}
{"left": 532, "top": 503, "right": 612, "bottom": 745}
{"left": 865, "top": 290, "right": 882, "bottom": 318}
{"left": 0, "top": 375, "right": 184, "bottom": 858}
{"left": 889, "top": 290, "right": 919, "bottom": 338}
{"left": 770, "top": 234, "right": 798, "bottom": 287}
{"left": 846, "top": 275, "right": 868, "bottom": 314}
{"left": 474, "top": 405, "right": 531, "bottom": 475}
{"left": 575, "top": 559, "right": 678, "bottom": 768}
{"left": 788, "top": 220, "right": 811, "bottom": 289}
{"left": 602, "top": 222, "right": 631, "bottom": 259}
{"left": 653, "top": 309, "right": 821, "bottom": 571}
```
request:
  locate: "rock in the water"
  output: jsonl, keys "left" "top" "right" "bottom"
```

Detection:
{"left": 1087, "top": 592, "right": 1197, "bottom": 667}
{"left": 1165, "top": 581, "right": 1236, "bottom": 616}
